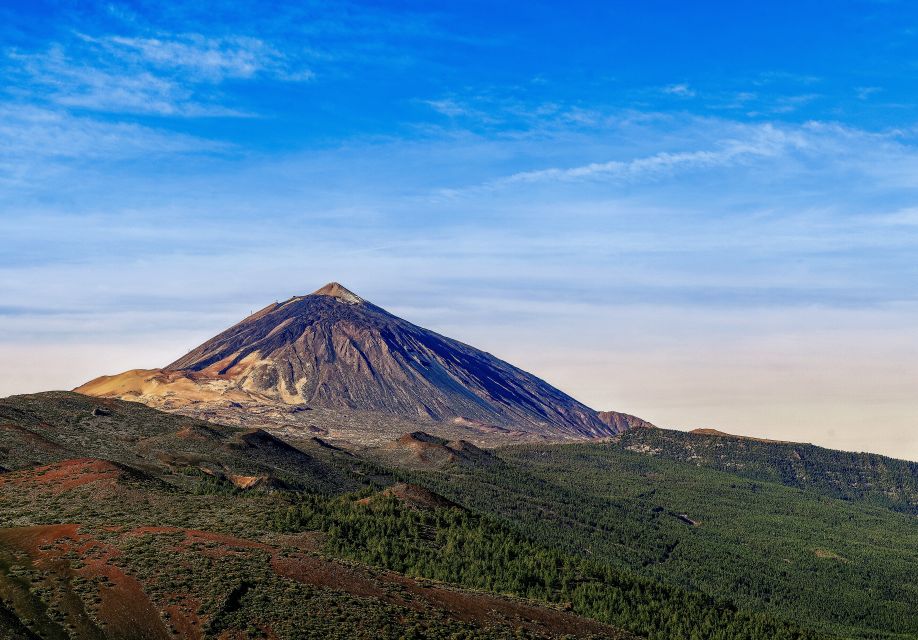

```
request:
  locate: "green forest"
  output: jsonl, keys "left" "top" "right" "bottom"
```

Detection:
{"left": 1, "top": 393, "right": 916, "bottom": 639}
{"left": 614, "top": 428, "right": 918, "bottom": 514}
{"left": 274, "top": 491, "right": 824, "bottom": 640}
{"left": 360, "top": 440, "right": 917, "bottom": 639}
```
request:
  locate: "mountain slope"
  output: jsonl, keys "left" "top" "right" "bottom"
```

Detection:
{"left": 5, "top": 390, "right": 911, "bottom": 638}
{"left": 0, "top": 448, "right": 633, "bottom": 639}
{"left": 403, "top": 440, "right": 918, "bottom": 639}
{"left": 370, "top": 431, "right": 500, "bottom": 470}
{"left": 614, "top": 426, "right": 918, "bottom": 514}
{"left": 0, "top": 391, "right": 371, "bottom": 493}
{"left": 597, "top": 410, "right": 656, "bottom": 431}
{"left": 78, "top": 282, "right": 621, "bottom": 442}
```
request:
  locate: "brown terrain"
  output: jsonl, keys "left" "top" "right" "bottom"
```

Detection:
{"left": 597, "top": 411, "right": 656, "bottom": 432}
{"left": 0, "top": 459, "right": 632, "bottom": 639}
{"left": 370, "top": 431, "right": 499, "bottom": 470}
{"left": 356, "top": 482, "right": 460, "bottom": 509}
{"left": 77, "top": 283, "right": 649, "bottom": 447}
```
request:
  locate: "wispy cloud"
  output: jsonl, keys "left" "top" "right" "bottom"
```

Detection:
{"left": 662, "top": 83, "right": 696, "bottom": 97}
{"left": 856, "top": 86, "right": 882, "bottom": 100}
{"left": 424, "top": 98, "right": 485, "bottom": 118}
{"left": 753, "top": 70, "right": 822, "bottom": 86}
{"left": 765, "top": 93, "right": 820, "bottom": 114}
{"left": 435, "top": 121, "right": 808, "bottom": 196}
{"left": 93, "top": 33, "right": 313, "bottom": 82}
{"left": 0, "top": 104, "right": 227, "bottom": 191}
{"left": 0, "top": 104, "right": 223, "bottom": 158}
{"left": 493, "top": 144, "right": 756, "bottom": 186}
{"left": 7, "top": 31, "right": 312, "bottom": 117}
{"left": 12, "top": 46, "right": 201, "bottom": 116}
{"left": 877, "top": 206, "right": 918, "bottom": 225}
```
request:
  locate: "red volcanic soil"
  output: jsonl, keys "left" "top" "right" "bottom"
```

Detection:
{"left": 129, "top": 526, "right": 271, "bottom": 553}
{"left": 271, "top": 547, "right": 629, "bottom": 638}
{"left": 0, "top": 461, "right": 630, "bottom": 639}
{"left": 0, "top": 524, "right": 270, "bottom": 639}
{"left": 120, "top": 527, "right": 630, "bottom": 638}
{"left": 84, "top": 554, "right": 170, "bottom": 639}
{"left": 390, "top": 574, "right": 625, "bottom": 638}
{"left": 164, "top": 596, "right": 204, "bottom": 640}
{"left": 271, "top": 554, "right": 387, "bottom": 599}
{"left": 397, "top": 432, "right": 459, "bottom": 463}
{"left": 0, "top": 458, "right": 126, "bottom": 495}
{"left": 0, "top": 524, "right": 171, "bottom": 639}
{"left": 0, "top": 523, "right": 81, "bottom": 555}
{"left": 0, "top": 521, "right": 630, "bottom": 640}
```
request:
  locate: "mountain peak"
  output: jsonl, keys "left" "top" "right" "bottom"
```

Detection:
{"left": 311, "top": 282, "right": 364, "bottom": 304}
{"left": 78, "top": 285, "right": 628, "bottom": 442}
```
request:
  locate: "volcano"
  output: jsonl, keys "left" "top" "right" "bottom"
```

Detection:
{"left": 77, "top": 283, "right": 630, "bottom": 442}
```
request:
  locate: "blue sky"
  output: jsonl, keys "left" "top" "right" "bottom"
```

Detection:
{"left": 2, "top": 1, "right": 917, "bottom": 458}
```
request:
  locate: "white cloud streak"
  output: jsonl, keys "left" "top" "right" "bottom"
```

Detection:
{"left": 662, "top": 83, "right": 696, "bottom": 97}
{"left": 97, "top": 33, "right": 313, "bottom": 82}
{"left": 8, "top": 31, "right": 312, "bottom": 117}
{"left": 435, "top": 122, "right": 809, "bottom": 197}
{"left": 0, "top": 104, "right": 227, "bottom": 190}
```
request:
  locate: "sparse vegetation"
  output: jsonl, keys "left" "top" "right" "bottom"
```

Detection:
{"left": 0, "top": 392, "right": 915, "bottom": 639}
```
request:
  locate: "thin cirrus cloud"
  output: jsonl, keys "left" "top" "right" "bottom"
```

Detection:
{"left": 8, "top": 31, "right": 313, "bottom": 117}
{"left": 94, "top": 33, "right": 315, "bottom": 82}
{"left": 662, "top": 83, "right": 696, "bottom": 97}
{"left": 0, "top": 104, "right": 227, "bottom": 192}
{"left": 13, "top": 47, "right": 199, "bottom": 116}
{"left": 491, "top": 140, "right": 776, "bottom": 187}
{"left": 432, "top": 120, "right": 809, "bottom": 197}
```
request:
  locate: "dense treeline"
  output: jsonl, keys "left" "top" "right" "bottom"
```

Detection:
{"left": 274, "top": 493, "right": 823, "bottom": 640}
{"left": 405, "top": 444, "right": 918, "bottom": 639}
{"left": 615, "top": 428, "right": 918, "bottom": 514}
